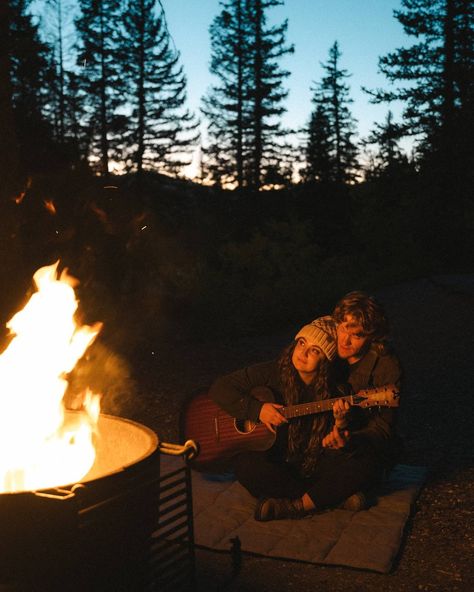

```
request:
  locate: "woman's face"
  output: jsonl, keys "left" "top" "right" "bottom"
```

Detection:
{"left": 292, "top": 337, "right": 325, "bottom": 383}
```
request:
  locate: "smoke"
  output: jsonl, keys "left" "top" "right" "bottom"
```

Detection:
{"left": 65, "top": 340, "right": 138, "bottom": 418}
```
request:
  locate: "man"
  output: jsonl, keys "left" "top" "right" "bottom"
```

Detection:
{"left": 320, "top": 291, "right": 402, "bottom": 490}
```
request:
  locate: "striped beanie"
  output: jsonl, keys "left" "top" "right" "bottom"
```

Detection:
{"left": 294, "top": 315, "right": 337, "bottom": 361}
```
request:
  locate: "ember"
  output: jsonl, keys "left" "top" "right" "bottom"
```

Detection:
{"left": 0, "top": 261, "right": 101, "bottom": 493}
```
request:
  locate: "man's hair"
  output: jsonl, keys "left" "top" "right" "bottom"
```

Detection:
{"left": 332, "top": 291, "right": 389, "bottom": 341}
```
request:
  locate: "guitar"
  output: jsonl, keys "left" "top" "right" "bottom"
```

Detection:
{"left": 180, "top": 384, "right": 400, "bottom": 471}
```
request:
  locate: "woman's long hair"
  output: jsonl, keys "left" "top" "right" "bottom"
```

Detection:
{"left": 278, "top": 341, "right": 333, "bottom": 476}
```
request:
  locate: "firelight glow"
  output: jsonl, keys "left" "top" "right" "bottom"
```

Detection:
{"left": 0, "top": 262, "right": 102, "bottom": 493}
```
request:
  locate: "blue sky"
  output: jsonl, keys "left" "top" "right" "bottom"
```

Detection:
{"left": 30, "top": 0, "right": 412, "bottom": 171}
{"left": 160, "top": 0, "right": 409, "bottom": 143}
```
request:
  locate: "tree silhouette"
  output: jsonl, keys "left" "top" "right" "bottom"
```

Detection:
{"left": 121, "top": 0, "right": 199, "bottom": 176}
{"left": 302, "top": 101, "right": 333, "bottom": 183}
{"left": 75, "top": 0, "right": 125, "bottom": 175}
{"left": 202, "top": 0, "right": 254, "bottom": 188}
{"left": 202, "top": 0, "right": 293, "bottom": 190}
{"left": 8, "top": 0, "right": 57, "bottom": 172}
{"left": 366, "top": 0, "right": 473, "bottom": 166}
{"left": 0, "top": 1, "right": 21, "bottom": 199}
{"left": 42, "top": 0, "right": 87, "bottom": 166}
{"left": 365, "top": 0, "right": 473, "bottom": 260}
{"left": 306, "top": 42, "right": 358, "bottom": 184}
{"left": 362, "top": 110, "right": 411, "bottom": 179}
{"left": 245, "top": 0, "right": 294, "bottom": 190}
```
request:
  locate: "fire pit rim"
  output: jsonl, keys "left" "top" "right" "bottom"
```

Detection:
{"left": 0, "top": 411, "right": 160, "bottom": 496}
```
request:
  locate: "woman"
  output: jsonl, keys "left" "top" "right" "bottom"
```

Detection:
{"left": 209, "top": 316, "right": 386, "bottom": 521}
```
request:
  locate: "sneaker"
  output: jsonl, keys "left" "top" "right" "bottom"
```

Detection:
{"left": 340, "top": 491, "right": 370, "bottom": 512}
{"left": 254, "top": 497, "right": 306, "bottom": 521}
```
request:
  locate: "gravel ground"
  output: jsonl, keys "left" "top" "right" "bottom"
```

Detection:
{"left": 132, "top": 275, "right": 474, "bottom": 592}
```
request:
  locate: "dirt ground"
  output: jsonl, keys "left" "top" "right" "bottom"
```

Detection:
{"left": 133, "top": 275, "right": 474, "bottom": 592}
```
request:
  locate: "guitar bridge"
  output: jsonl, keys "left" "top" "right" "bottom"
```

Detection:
{"left": 214, "top": 416, "right": 220, "bottom": 442}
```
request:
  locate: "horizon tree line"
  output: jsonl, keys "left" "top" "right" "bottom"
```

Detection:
{"left": 1, "top": 0, "right": 472, "bottom": 194}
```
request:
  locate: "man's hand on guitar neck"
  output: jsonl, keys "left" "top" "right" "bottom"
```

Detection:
{"left": 322, "top": 399, "right": 352, "bottom": 449}
{"left": 259, "top": 402, "right": 288, "bottom": 434}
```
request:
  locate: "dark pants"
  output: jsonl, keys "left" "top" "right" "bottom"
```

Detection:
{"left": 232, "top": 444, "right": 384, "bottom": 510}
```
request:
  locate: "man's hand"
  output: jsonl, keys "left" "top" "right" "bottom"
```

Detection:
{"left": 259, "top": 402, "right": 287, "bottom": 434}
{"left": 322, "top": 425, "right": 351, "bottom": 449}
{"left": 333, "top": 398, "right": 351, "bottom": 430}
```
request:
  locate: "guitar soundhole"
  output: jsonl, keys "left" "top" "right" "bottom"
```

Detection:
{"left": 234, "top": 419, "right": 257, "bottom": 434}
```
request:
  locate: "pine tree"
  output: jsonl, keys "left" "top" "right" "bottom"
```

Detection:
{"left": 63, "top": 69, "right": 90, "bottom": 164}
{"left": 201, "top": 0, "right": 253, "bottom": 188}
{"left": 366, "top": 0, "right": 473, "bottom": 161}
{"left": 366, "top": 0, "right": 473, "bottom": 264}
{"left": 75, "top": 0, "right": 125, "bottom": 175}
{"left": 42, "top": 0, "right": 74, "bottom": 146}
{"left": 8, "top": 0, "right": 57, "bottom": 172}
{"left": 121, "top": 0, "right": 199, "bottom": 176}
{"left": 40, "top": 0, "right": 86, "bottom": 165}
{"left": 42, "top": 0, "right": 66, "bottom": 144}
{"left": 302, "top": 101, "right": 332, "bottom": 183}
{"left": 245, "top": 0, "right": 293, "bottom": 190}
{"left": 202, "top": 0, "right": 293, "bottom": 190}
{"left": 306, "top": 42, "right": 358, "bottom": 184}
{"left": 362, "top": 110, "right": 410, "bottom": 179}
{"left": 0, "top": 1, "right": 21, "bottom": 198}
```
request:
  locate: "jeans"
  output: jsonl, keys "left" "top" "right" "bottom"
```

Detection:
{"left": 232, "top": 443, "right": 384, "bottom": 510}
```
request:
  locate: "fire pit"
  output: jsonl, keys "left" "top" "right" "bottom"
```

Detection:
{"left": 0, "top": 412, "right": 197, "bottom": 591}
{"left": 0, "top": 262, "right": 197, "bottom": 591}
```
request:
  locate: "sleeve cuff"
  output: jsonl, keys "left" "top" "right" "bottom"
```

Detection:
{"left": 248, "top": 398, "right": 265, "bottom": 422}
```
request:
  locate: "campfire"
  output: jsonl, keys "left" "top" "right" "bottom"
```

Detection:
{"left": 0, "top": 262, "right": 197, "bottom": 591}
{"left": 0, "top": 261, "right": 101, "bottom": 493}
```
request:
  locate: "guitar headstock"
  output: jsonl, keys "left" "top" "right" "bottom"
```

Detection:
{"left": 353, "top": 384, "right": 400, "bottom": 408}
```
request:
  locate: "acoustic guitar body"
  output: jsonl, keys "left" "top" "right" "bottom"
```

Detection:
{"left": 181, "top": 387, "right": 276, "bottom": 472}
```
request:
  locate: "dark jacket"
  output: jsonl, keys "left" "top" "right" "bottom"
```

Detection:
{"left": 338, "top": 343, "right": 403, "bottom": 466}
{"left": 209, "top": 360, "right": 285, "bottom": 422}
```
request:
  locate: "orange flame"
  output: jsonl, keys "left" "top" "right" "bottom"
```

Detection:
{"left": 0, "top": 262, "right": 102, "bottom": 493}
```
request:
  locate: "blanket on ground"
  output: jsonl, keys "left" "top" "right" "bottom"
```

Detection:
{"left": 160, "top": 458, "right": 427, "bottom": 574}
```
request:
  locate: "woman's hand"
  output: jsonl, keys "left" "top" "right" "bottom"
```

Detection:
{"left": 259, "top": 403, "right": 287, "bottom": 434}
{"left": 322, "top": 425, "right": 351, "bottom": 449}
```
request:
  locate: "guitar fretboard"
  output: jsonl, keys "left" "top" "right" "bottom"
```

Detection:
{"left": 281, "top": 395, "right": 354, "bottom": 419}
{"left": 279, "top": 385, "right": 398, "bottom": 419}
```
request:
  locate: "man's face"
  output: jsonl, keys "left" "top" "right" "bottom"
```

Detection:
{"left": 336, "top": 314, "right": 370, "bottom": 364}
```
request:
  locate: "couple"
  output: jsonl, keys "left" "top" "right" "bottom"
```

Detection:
{"left": 209, "top": 291, "right": 402, "bottom": 521}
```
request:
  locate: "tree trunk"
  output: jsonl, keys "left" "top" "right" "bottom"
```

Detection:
{"left": 99, "top": 5, "right": 109, "bottom": 176}
{"left": 135, "top": 0, "right": 146, "bottom": 176}
{"left": 252, "top": 0, "right": 263, "bottom": 191}
{"left": 236, "top": 0, "right": 244, "bottom": 189}
{"left": 0, "top": 1, "right": 21, "bottom": 200}
{"left": 442, "top": 0, "right": 456, "bottom": 143}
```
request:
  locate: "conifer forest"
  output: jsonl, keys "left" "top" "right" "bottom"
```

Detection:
{"left": 0, "top": 0, "right": 472, "bottom": 349}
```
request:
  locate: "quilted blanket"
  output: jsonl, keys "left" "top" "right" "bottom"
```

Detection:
{"left": 160, "top": 458, "right": 427, "bottom": 574}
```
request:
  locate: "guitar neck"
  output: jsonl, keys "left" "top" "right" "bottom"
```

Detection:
{"left": 279, "top": 384, "right": 399, "bottom": 419}
{"left": 281, "top": 395, "right": 354, "bottom": 420}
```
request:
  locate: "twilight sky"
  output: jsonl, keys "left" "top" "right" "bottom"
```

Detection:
{"left": 30, "top": 0, "right": 413, "bottom": 171}
{"left": 160, "top": 0, "right": 409, "bottom": 144}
